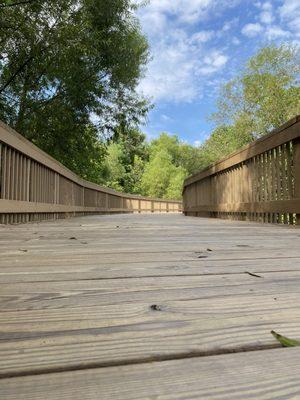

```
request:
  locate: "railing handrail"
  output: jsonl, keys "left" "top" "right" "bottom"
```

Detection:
{"left": 183, "top": 116, "right": 300, "bottom": 225}
{"left": 0, "top": 121, "right": 180, "bottom": 204}
{"left": 0, "top": 121, "right": 182, "bottom": 224}
{"left": 184, "top": 115, "right": 300, "bottom": 189}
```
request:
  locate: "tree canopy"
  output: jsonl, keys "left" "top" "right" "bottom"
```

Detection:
{"left": 0, "top": 0, "right": 299, "bottom": 206}
{"left": 135, "top": 44, "right": 299, "bottom": 200}
{"left": 211, "top": 44, "right": 300, "bottom": 139}
{"left": 0, "top": 0, "right": 149, "bottom": 179}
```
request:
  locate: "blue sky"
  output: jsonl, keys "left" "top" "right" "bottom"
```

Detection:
{"left": 136, "top": 0, "right": 300, "bottom": 145}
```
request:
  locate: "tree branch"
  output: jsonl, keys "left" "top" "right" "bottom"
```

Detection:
{"left": 0, "top": 55, "right": 34, "bottom": 94}
{"left": 0, "top": 11, "right": 63, "bottom": 94}
{"left": 0, "top": 0, "right": 34, "bottom": 8}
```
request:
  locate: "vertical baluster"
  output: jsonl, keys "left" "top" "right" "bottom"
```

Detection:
{"left": 293, "top": 139, "right": 300, "bottom": 225}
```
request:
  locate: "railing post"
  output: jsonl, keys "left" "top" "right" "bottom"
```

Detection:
{"left": 25, "top": 159, "right": 31, "bottom": 222}
{"left": 105, "top": 193, "right": 109, "bottom": 211}
{"left": 294, "top": 139, "right": 300, "bottom": 225}
{"left": 0, "top": 120, "right": 182, "bottom": 224}
{"left": 54, "top": 173, "right": 59, "bottom": 204}
{"left": 72, "top": 182, "right": 75, "bottom": 207}
{"left": 24, "top": 158, "right": 31, "bottom": 201}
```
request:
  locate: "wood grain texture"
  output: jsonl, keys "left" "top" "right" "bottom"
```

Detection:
{"left": 0, "top": 288, "right": 300, "bottom": 377}
{"left": 1, "top": 257, "right": 300, "bottom": 283}
{"left": 183, "top": 116, "right": 300, "bottom": 225}
{"left": 0, "top": 121, "right": 181, "bottom": 224}
{"left": 184, "top": 116, "right": 300, "bottom": 187}
{"left": 1, "top": 213, "right": 300, "bottom": 397}
{"left": 0, "top": 121, "right": 181, "bottom": 203}
{"left": 1, "top": 348, "right": 300, "bottom": 399}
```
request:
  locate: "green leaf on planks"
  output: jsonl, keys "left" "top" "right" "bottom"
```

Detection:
{"left": 271, "top": 330, "right": 300, "bottom": 347}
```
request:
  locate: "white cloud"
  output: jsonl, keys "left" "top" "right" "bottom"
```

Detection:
{"left": 279, "top": 0, "right": 299, "bottom": 17}
{"left": 138, "top": 34, "right": 199, "bottom": 102}
{"left": 222, "top": 21, "right": 232, "bottom": 32}
{"left": 193, "top": 140, "right": 202, "bottom": 147}
{"left": 190, "top": 30, "right": 214, "bottom": 43}
{"left": 242, "top": 0, "right": 298, "bottom": 41}
{"left": 138, "top": 0, "right": 299, "bottom": 105}
{"left": 161, "top": 114, "right": 173, "bottom": 122}
{"left": 138, "top": 1, "right": 233, "bottom": 103}
{"left": 265, "top": 25, "right": 291, "bottom": 39}
{"left": 139, "top": 10, "right": 167, "bottom": 36}
{"left": 232, "top": 37, "right": 241, "bottom": 45}
{"left": 196, "top": 51, "right": 228, "bottom": 76}
{"left": 260, "top": 10, "right": 274, "bottom": 24}
{"left": 138, "top": 29, "right": 228, "bottom": 102}
{"left": 204, "top": 51, "right": 228, "bottom": 68}
{"left": 279, "top": 0, "right": 300, "bottom": 36}
{"left": 194, "top": 131, "right": 210, "bottom": 146}
{"left": 261, "top": 1, "right": 272, "bottom": 11}
{"left": 242, "top": 23, "right": 263, "bottom": 37}
{"left": 221, "top": 17, "right": 240, "bottom": 32}
{"left": 255, "top": 2, "right": 274, "bottom": 25}
{"left": 140, "top": 0, "right": 241, "bottom": 26}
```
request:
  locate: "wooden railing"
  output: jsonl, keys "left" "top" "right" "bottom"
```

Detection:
{"left": 0, "top": 121, "right": 182, "bottom": 224}
{"left": 183, "top": 116, "right": 300, "bottom": 225}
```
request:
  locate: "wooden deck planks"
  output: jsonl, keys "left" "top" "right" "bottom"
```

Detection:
{"left": 1, "top": 348, "right": 300, "bottom": 400}
{"left": 1, "top": 214, "right": 300, "bottom": 397}
{"left": 1, "top": 289, "right": 300, "bottom": 377}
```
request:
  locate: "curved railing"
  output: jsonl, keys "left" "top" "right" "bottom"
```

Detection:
{"left": 0, "top": 121, "right": 182, "bottom": 224}
{"left": 183, "top": 116, "right": 300, "bottom": 225}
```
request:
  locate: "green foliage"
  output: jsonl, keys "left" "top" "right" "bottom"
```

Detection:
{"left": 212, "top": 44, "right": 300, "bottom": 138}
{"left": 128, "top": 155, "right": 146, "bottom": 194}
{"left": 129, "top": 44, "right": 299, "bottom": 200}
{"left": 103, "top": 127, "right": 149, "bottom": 192}
{"left": 148, "top": 133, "right": 203, "bottom": 175}
{"left": 103, "top": 142, "right": 127, "bottom": 191}
{"left": 176, "top": 143, "right": 206, "bottom": 175}
{"left": 138, "top": 134, "right": 192, "bottom": 200}
{"left": 271, "top": 331, "right": 300, "bottom": 347}
{"left": 99, "top": 130, "right": 195, "bottom": 200}
{"left": 149, "top": 133, "right": 181, "bottom": 161}
{"left": 0, "top": 0, "right": 149, "bottom": 179}
{"left": 141, "top": 150, "right": 178, "bottom": 198}
{"left": 165, "top": 167, "right": 187, "bottom": 200}
{"left": 200, "top": 125, "right": 253, "bottom": 166}
{"left": 197, "top": 44, "right": 300, "bottom": 170}
{"left": 1, "top": 12, "right": 298, "bottom": 206}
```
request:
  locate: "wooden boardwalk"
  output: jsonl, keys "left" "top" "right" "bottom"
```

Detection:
{"left": 1, "top": 213, "right": 300, "bottom": 399}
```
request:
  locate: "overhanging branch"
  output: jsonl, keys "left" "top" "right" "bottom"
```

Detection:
{"left": 0, "top": 0, "right": 34, "bottom": 8}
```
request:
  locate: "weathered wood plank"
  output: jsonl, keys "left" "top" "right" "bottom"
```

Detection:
{"left": 183, "top": 117, "right": 300, "bottom": 224}
{"left": 1, "top": 257, "right": 299, "bottom": 283}
{"left": 1, "top": 213, "right": 300, "bottom": 390}
{"left": 1, "top": 270, "right": 300, "bottom": 309}
{"left": 1, "top": 347, "right": 300, "bottom": 399}
{"left": 2, "top": 268, "right": 300, "bottom": 296}
{"left": 1, "top": 291, "right": 297, "bottom": 330}
{"left": 184, "top": 116, "right": 300, "bottom": 187}
{"left": 0, "top": 122, "right": 181, "bottom": 224}
{"left": 184, "top": 198, "right": 300, "bottom": 213}
{"left": 0, "top": 122, "right": 182, "bottom": 204}
{"left": 0, "top": 290, "right": 300, "bottom": 377}
{"left": 1, "top": 270, "right": 300, "bottom": 376}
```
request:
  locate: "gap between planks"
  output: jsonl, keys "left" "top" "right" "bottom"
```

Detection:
{"left": 0, "top": 343, "right": 281, "bottom": 379}
{"left": 0, "top": 269, "right": 298, "bottom": 284}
